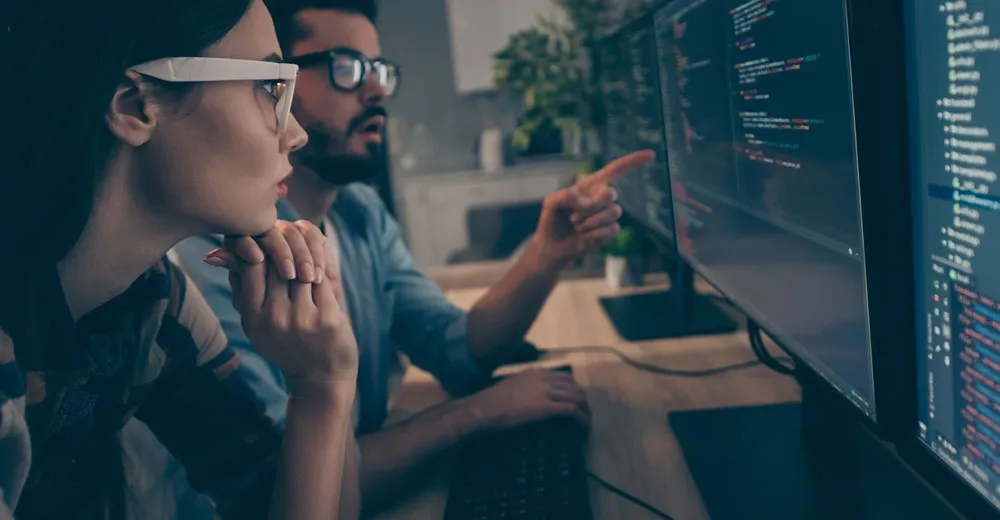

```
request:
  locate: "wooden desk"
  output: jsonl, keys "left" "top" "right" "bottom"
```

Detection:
{"left": 373, "top": 277, "right": 802, "bottom": 520}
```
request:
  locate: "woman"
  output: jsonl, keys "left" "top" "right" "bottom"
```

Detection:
{"left": 0, "top": 0, "right": 359, "bottom": 519}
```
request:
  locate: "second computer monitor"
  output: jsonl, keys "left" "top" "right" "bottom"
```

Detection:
{"left": 599, "top": 16, "right": 675, "bottom": 247}
{"left": 907, "top": 0, "right": 1000, "bottom": 516}
{"left": 654, "top": 0, "right": 877, "bottom": 419}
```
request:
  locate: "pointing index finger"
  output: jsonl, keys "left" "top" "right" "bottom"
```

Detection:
{"left": 576, "top": 150, "right": 655, "bottom": 196}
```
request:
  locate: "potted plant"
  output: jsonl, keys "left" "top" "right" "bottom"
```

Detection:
{"left": 494, "top": 0, "right": 653, "bottom": 276}
{"left": 493, "top": 21, "right": 590, "bottom": 158}
{"left": 601, "top": 225, "right": 644, "bottom": 289}
{"left": 492, "top": 0, "right": 653, "bottom": 158}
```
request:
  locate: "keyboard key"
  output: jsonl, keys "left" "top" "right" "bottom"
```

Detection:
{"left": 445, "top": 418, "right": 591, "bottom": 520}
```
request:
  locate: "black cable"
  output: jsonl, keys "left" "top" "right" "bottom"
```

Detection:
{"left": 706, "top": 292, "right": 735, "bottom": 309}
{"left": 542, "top": 291, "right": 794, "bottom": 378}
{"left": 709, "top": 292, "right": 796, "bottom": 376}
{"left": 747, "top": 320, "right": 796, "bottom": 375}
{"left": 586, "top": 469, "right": 675, "bottom": 520}
{"left": 543, "top": 345, "right": 770, "bottom": 378}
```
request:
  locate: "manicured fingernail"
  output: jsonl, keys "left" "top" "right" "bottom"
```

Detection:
{"left": 203, "top": 256, "right": 227, "bottom": 267}
{"left": 250, "top": 247, "right": 265, "bottom": 264}
{"left": 282, "top": 259, "right": 297, "bottom": 280}
{"left": 301, "top": 263, "right": 316, "bottom": 283}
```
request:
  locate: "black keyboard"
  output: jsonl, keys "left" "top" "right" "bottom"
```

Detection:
{"left": 444, "top": 371, "right": 592, "bottom": 520}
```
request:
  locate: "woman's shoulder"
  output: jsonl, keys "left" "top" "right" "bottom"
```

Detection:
{"left": 126, "top": 257, "right": 198, "bottom": 350}
{"left": 150, "top": 257, "right": 229, "bottom": 364}
{"left": 0, "top": 327, "right": 27, "bottom": 440}
{"left": 0, "top": 327, "right": 21, "bottom": 403}
{"left": 0, "top": 324, "right": 30, "bottom": 516}
{"left": 156, "top": 256, "right": 187, "bottom": 315}
{"left": 0, "top": 327, "right": 11, "bottom": 367}
{"left": 0, "top": 328, "right": 19, "bottom": 398}
{"left": 132, "top": 256, "right": 192, "bottom": 319}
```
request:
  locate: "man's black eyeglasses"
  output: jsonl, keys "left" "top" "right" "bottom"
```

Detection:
{"left": 289, "top": 47, "right": 400, "bottom": 97}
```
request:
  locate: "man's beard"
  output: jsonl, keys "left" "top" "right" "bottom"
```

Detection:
{"left": 295, "top": 141, "right": 382, "bottom": 187}
{"left": 294, "top": 107, "right": 387, "bottom": 187}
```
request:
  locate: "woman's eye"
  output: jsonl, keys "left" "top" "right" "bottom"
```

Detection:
{"left": 260, "top": 80, "right": 286, "bottom": 101}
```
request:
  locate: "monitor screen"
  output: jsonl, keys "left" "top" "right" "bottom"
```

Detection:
{"left": 908, "top": 0, "right": 1000, "bottom": 511}
{"left": 599, "top": 20, "right": 675, "bottom": 245}
{"left": 598, "top": 32, "right": 646, "bottom": 228}
{"left": 654, "top": 0, "right": 876, "bottom": 417}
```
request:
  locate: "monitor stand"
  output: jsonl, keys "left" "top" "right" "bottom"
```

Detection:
{"left": 599, "top": 261, "right": 737, "bottom": 341}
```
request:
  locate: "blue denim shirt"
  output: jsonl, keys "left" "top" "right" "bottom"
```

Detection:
{"left": 173, "top": 183, "right": 491, "bottom": 434}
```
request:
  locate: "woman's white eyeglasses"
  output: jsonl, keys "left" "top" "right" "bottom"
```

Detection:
{"left": 130, "top": 57, "right": 298, "bottom": 133}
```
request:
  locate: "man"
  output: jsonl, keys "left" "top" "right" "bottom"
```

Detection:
{"left": 174, "top": 0, "right": 652, "bottom": 512}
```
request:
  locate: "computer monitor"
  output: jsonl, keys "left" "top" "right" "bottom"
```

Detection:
{"left": 595, "top": 16, "right": 737, "bottom": 341}
{"left": 653, "top": 0, "right": 878, "bottom": 419}
{"left": 905, "top": 0, "right": 1000, "bottom": 517}
{"left": 597, "top": 19, "right": 673, "bottom": 248}
{"left": 601, "top": 16, "right": 675, "bottom": 246}
{"left": 597, "top": 30, "right": 643, "bottom": 228}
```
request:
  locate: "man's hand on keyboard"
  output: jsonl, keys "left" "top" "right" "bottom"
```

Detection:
{"left": 464, "top": 370, "right": 591, "bottom": 431}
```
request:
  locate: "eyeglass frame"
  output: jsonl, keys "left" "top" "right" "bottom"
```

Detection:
{"left": 287, "top": 47, "right": 401, "bottom": 97}
{"left": 130, "top": 57, "right": 299, "bottom": 133}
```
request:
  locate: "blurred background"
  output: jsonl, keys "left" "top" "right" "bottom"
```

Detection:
{"left": 372, "top": 0, "right": 659, "bottom": 281}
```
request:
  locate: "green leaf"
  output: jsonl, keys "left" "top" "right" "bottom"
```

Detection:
{"left": 600, "top": 226, "right": 637, "bottom": 257}
{"left": 493, "top": 0, "right": 652, "bottom": 152}
{"left": 574, "top": 155, "right": 598, "bottom": 174}
{"left": 512, "top": 127, "right": 532, "bottom": 152}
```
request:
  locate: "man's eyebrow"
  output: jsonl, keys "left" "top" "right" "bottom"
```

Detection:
{"left": 260, "top": 53, "right": 283, "bottom": 62}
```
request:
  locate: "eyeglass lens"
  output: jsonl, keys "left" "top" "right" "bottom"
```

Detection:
{"left": 329, "top": 53, "right": 398, "bottom": 96}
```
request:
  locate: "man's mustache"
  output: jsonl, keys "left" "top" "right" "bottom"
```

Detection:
{"left": 347, "top": 106, "right": 389, "bottom": 135}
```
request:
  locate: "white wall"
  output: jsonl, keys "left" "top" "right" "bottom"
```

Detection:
{"left": 445, "top": 0, "right": 567, "bottom": 93}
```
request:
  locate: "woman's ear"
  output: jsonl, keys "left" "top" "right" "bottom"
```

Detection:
{"left": 105, "top": 71, "right": 157, "bottom": 147}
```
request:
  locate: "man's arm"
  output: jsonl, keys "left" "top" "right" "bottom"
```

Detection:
{"left": 364, "top": 186, "right": 494, "bottom": 396}
{"left": 360, "top": 182, "right": 556, "bottom": 389}
{"left": 300, "top": 186, "right": 589, "bottom": 511}
{"left": 467, "top": 152, "right": 654, "bottom": 368}
{"left": 354, "top": 398, "right": 480, "bottom": 512}
{"left": 464, "top": 237, "right": 564, "bottom": 370}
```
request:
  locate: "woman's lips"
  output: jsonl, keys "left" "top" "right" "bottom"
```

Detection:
{"left": 277, "top": 170, "right": 293, "bottom": 198}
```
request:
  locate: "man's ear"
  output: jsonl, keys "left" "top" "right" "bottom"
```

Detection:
{"left": 105, "top": 71, "right": 157, "bottom": 147}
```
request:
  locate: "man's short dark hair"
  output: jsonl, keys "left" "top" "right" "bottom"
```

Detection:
{"left": 269, "top": 0, "right": 379, "bottom": 55}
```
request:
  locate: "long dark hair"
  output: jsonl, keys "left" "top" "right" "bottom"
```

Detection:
{"left": 0, "top": 0, "right": 254, "bottom": 517}
{"left": 0, "top": 0, "right": 254, "bottom": 272}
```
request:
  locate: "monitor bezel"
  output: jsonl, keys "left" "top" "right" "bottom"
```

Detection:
{"left": 843, "top": 0, "right": 915, "bottom": 442}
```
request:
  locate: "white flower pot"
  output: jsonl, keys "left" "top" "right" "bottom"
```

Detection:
{"left": 605, "top": 255, "right": 643, "bottom": 289}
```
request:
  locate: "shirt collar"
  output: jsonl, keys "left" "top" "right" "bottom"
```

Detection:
{"left": 6, "top": 261, "right": 171, "bottom": 372}
{"left": 276, "top": 184, "right": 367, "bottom": 235}
{"left": 6, "top": 265, "right": 84, "bottom": 372}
